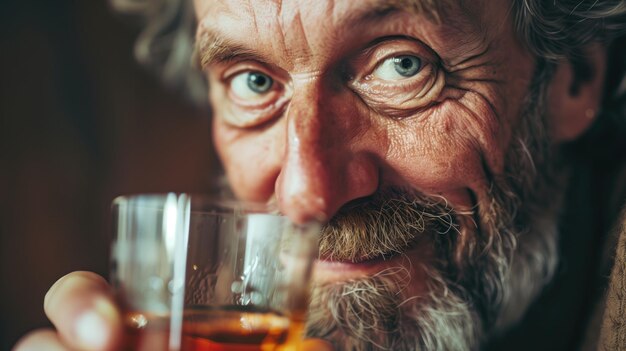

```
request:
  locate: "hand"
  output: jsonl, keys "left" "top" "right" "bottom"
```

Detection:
{"left": 13, "top": 271, "right": 333, "bottom": 351}
{"left": 13, "top": 271, "right": 122, "bottom": 351}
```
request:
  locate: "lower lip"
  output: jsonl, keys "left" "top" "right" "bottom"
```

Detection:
{"left": 312, "top": 250, "right": 414, "bottom": 283}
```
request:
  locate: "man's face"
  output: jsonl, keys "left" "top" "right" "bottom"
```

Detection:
{"left": 194, "top": 0, "right": 559, "bottom": 349}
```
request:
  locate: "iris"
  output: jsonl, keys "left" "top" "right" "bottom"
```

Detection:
{"left": 392, "top": 56, "right": 421, "bottom": 77}
{"left": 247, "top": 72, "right": 273, "bottom": 93}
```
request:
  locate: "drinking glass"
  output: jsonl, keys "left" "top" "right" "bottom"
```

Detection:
{"left": 110, "top": 194, "right": 320, "bottom": 351}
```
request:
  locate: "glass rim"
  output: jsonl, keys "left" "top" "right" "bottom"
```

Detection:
{"left": 112, "top": 193, "right": 280, "bottom": 215}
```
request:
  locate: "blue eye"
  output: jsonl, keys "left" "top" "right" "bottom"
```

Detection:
{"left": 230, "top": 71, "right": 275, "bottom": 101}
{"left": 392, "top": 56, "right": 421, "bottom": 77}
{"left": 373, "top": 55, "right": 422, "bottom": 80}
{"left": 247, "top": 72, "right": 273, "bottom": 93}
{"left": 224, "top": 69, "right": 284, "bottom": 127}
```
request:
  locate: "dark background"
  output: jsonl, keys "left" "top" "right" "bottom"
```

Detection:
{"left": 0, "top": 1, "right": 216, "bottom": 349}
{"left": 1, "top": 1, "right": 625, "bottom": 351}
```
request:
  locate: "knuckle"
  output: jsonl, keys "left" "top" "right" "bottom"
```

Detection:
{"left": 44, "top": 271, "right": 108, "bottom": 314}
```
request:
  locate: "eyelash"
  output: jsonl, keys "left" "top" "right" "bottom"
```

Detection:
{"left": 357, "top": 59, "right": 430, "bottom": 91}
{"left": 211, "top": 38, "right": 441, "bottom": 126}
{"left": 352, "top": 40, "right": 434, "bottom": 78}
{"left": 224, "top": 69, "right": 285, "bottom": 104}
{"left": 222, "top": 63, "right": 272, "bottom": 83}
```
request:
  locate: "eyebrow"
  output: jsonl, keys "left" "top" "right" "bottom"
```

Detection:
{"left": 195, "top": 0, "right": 452, "bottom": 68}
{"left": 195, "top": 30, "right": 271, "bottom": 68}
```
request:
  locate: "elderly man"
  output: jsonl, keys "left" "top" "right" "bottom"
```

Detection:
{"left": 14, "top": 0, "right": 626, "bottom": 350}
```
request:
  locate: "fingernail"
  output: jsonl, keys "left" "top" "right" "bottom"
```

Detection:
{"left": 75, "top": 311, "right": 109, "bottom": 349}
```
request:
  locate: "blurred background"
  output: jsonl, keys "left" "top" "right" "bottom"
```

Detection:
{"left": 0, "top": 0, "right": 216, "bottom": 348}
{"left": 1, "top": 1, "right": 625, "bottom": 351}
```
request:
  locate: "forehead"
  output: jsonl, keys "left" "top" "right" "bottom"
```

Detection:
{"left": 194, "top": 0, "right": 507, "bottom": 69}
{"left": 195, "top": 0, "right": 448, "bottom": 20}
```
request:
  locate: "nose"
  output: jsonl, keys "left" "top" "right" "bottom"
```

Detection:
{"left": 275, "top": 83, "right": 379, "bottom": 223}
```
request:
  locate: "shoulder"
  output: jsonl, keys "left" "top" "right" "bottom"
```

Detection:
{"left": 598, "top": 204, "right": 626, "bottom": 351}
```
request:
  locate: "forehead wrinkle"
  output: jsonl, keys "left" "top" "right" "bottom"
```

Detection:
{"left": 347, "top": 0, "right": 456, "bottom": 24}
{"left": 251, "top": 0, "right": 288, "bottom": 65}
{"left": 196, "top": 0, "right": 286, "bottom": 68}
{"left": 246, "top": 0, "right": 259, "bottom": 37}
{"left": 196, "top": 0, "right": 477, "bottom": 70}
{"left": 278, "top": 3, "right": 315, "bottom": 67}
{"left": 274, "top": 0, "right": 448, "bottom": 68}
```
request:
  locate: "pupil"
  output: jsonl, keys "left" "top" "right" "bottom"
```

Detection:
{"left": 252, "top": 74, "right": 266, "bottom": 87}
{"left": 401, "top": 58, "right": 413, "bottom": 69}
{"left": 393, "top": 56, "right": 421, "bottom": 77}
{"left": 247, "top": 72, "right": 272, "bottom": 93}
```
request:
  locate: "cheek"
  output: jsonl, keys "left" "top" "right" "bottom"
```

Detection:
{"left": 213, "top": 119, "right": 284, "bottom": 201}
{"left": 381, "top": 98, "right": 505, "bottom": 203}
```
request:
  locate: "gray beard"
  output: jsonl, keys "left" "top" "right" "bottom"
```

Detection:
{"left": 304, "top": 62, "right": 564, "bottom": 351}
{"left": 305, "top": 200, "right": 560, "bottom": 351}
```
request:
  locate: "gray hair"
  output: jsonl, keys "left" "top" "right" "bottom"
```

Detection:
{"left": 110, "top": 0, "right": 206, "bottom": 104}
{"left": 512, "top": 0, "right": 626, "bottom": 134}
{"left": 107, "top": 0, "right": 625, "bottom": 348}
{"left": 513, "top": 0, "right": 626, "bottom": 60}
{"left": 111, "top": 0, "right": 626, "bottom": 108}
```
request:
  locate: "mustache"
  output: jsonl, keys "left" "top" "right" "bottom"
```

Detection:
{"left": 318, "top": 188, "right": 461, "bottom": 263}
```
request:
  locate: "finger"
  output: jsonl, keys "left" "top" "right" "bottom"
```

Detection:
{"left": 44, "top": 271, "right": 122, "bottom": 351}
{"left": 300, "top": 339, "right": 334, "bottom": 351}
{"left": 13, "top": 329, "right": 69, "bottom": 351}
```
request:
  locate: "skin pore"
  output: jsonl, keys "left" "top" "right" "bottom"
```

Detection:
{"left": 195, "top": 0, "right": 535, "bottom": 220}
{"left": 9, "top": 1, "right": 619, "bottom": 351}
{"left": 192, "top": 0, "right": 569, "bottom": 349}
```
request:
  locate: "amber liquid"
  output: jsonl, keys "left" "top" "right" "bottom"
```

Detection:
{"left": 122, "top": 306, "right": 303, "bottom": 351}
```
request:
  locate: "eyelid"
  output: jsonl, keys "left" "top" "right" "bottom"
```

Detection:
{"left": 227, "top": 75, "right": 283, "bottom": 109}
{"left": 370, "top": 53, "right": 422, "bottom": 78}
{"left": 220, "top": 60, "right": 289, "bottom": 85}
{"left": 214, "top": 62, "right": 293, "bottom": 129}
{"left": 223, "top": 64, "right": 268, "bottom": 82}
{"left": 350, "top": 37, "right": 437, "bottom": 80}
{"left": 345, "top": 37, "right": 445, "bottom": 116}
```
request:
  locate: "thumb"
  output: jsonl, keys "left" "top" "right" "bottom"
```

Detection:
{"left": 44, "top": 271, "right": 122, "bottom": 351}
